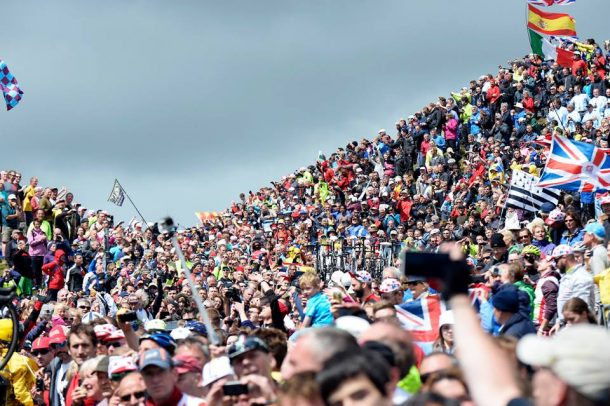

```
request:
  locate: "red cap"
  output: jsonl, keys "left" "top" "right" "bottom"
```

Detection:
{"left": 48, "top": 326, "right": 67, "bottom": 344}
{"left": 32, "top": 336, "right": 52, "bottom": 351}
{"left": 173, "top": 354, "right": 203, "bottom": 375}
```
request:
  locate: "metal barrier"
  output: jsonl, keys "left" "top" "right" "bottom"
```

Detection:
{"left": 308, "top": 238, "right": 402, "bottom": 282}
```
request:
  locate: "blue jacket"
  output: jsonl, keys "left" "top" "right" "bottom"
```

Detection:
{"left": 560, "top": 228, "right": 585, "bottom": 247}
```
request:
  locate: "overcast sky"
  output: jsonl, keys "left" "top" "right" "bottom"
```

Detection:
{"left": 3, "top": 1, "right": 608, "bottom": 226}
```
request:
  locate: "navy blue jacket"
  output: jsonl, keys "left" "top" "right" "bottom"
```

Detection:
{"left": 500, "top": 312, "right": 536, "bottom": 339}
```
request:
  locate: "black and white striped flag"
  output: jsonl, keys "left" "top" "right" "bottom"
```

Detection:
{"left": 506, "top": 170, "right": 560, "bottom": 212}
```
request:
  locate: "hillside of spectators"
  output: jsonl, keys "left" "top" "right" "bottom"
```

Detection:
{"left": 1, "top": 37, "right": 610, "bottom": 406}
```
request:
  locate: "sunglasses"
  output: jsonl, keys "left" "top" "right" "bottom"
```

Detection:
{"left": 120, "top": 391, "right": 146, "bottom": 402}
{"left": 78, "top": 306, "right": 91, "bottom": 311}
{"left": 32, "top": 349, "right": 50, "bottom": 356}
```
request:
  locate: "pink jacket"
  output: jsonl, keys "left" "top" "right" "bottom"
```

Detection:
{"left": 28, "top": 228, "right": 48, "bottom": 257}
{"left": 444, "top": 118, "right": 458, "bottom": 141}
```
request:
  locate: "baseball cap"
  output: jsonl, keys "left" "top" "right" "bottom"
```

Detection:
{"left": 108, "top": 356, "right": 137, "bottom": 377}
{"left": 144, "top": 319, "right": 167, "bottom": 332}
{"left": 517, "top": 325, "right": 610, "bottom": 400}
{"left": 349, "top": 271, "right": 372, "bottom": 283}
{"left": 7, "top": 194, "right": 16, "bottom": 200}
{"left": 202, "top": 357, "right": 234, "bottom": 387}
{"left": 48, "top": 326, "right": 68, "bottom": 345}
{"left": 170, "top": 327, "right": 192, "bottom": 341}
{"left": 538, "top": 202, "right": 555, "bottom": 214}
{"left": 104, "top": 329, "right": 125, "bottom": 343}
{"left": 31, "top": 336, "right": 52, "bottom": 352}
{"left": 335, "top": 316, "right": 371, "bottom": 339}
{"left": 95, "top": 356, "right": 110, "bottom": 374}
{"left": 548, "top": 244, "right": 573, "bottom": 259}
{"left": 379, "top": 278, "right": 401, "bottom": 293}
{"left": 173, "top": 354, "right": 203, "bottom": 375}
{"left": 584, "top": 222, "right": 606, "bottom": 240}
{"left": 138, "top": 348, "right": 173, "bottom": 371}
{"left": 94, "top": 324, "right": 116, "bottom": 340}
{"left": 227, "top": 336, "right": 269, "bottom": 360}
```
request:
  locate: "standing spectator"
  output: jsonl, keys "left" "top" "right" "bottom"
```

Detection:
{"left": 42, "top": 249, "right": 66, "bottom": 301}
{"left": 27, "top": 219, "right": 48, "bottom": 288}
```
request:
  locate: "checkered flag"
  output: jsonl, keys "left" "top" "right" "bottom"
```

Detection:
{"left": 0, "top": 60, "right": 23, "bottom": 111}
{"left": 107, "top": 179, "right": 125, "bottom": 207}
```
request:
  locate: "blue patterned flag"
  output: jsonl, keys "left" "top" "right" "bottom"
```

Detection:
{"left": 0, "top": 60, "right": 23, "bottom": 110}
{"left": 528, "top": 0, "right": 576, "bottom": 6}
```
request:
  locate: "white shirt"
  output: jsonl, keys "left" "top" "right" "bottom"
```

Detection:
{"left": 582, "top": 110, "right": 601, "bottom": 128}
{"left": 567, "top": 110, "right": 582, "bottom": 132}
{"left": 570, "top": 93, "right": 590, "bottom": 112}
{"left": 590, "top": 95, "right": 608, "bottom": 114}
{"left": 557, "top": 264, "right": 595, "bottom": 320}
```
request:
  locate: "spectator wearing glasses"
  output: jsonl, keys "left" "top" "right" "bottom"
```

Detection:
{"left": 115, "top": 371, "right": 146, "bottom": 406}
{"left": 560, "top": 211, "right": 585, "bottom": 247}
{"left": 517, "top": 228, "right": 532, "bottom": 246}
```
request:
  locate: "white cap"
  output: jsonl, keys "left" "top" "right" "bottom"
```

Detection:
{"left": 335, "top": 316, "right": 371, "bottom": 339}
{"left": 170, "top": 327, "right": 192, "bottom": 341}
{"left": 202, "top": 356, "right": 234, "bottom": 387}
{"left": 517, "top": 325, "right": 610, "bottom": 400}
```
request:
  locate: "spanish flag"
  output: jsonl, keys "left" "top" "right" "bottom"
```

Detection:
{"left": 527, "top": 4, "right": 576, "bottom": 37}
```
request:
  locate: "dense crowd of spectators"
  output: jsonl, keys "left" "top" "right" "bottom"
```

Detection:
{"left": 1, "top": 39, "right": 610, "bottom": 406}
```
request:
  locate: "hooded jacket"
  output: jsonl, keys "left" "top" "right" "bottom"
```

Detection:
{"left": 41, "top": 249, "right": 66, "bottom": 290}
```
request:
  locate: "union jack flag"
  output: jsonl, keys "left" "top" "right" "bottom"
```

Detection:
{"left": 395, "top": 295, "right": 443, "bottom": 354}
{"left": 528, "top": 0, "right": 576, "bottom": 6}
{"left": 538, "top": 136, "right": 610, "bottom": 192}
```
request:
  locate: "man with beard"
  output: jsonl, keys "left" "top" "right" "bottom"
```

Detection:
{"left": 533, "top": 257, "right": 560, "bottom": 335}
{"left": 350, "top": 271, "right": 379, "bottom": 304}
{"left": 550, "top": 245, "right": 596, "bottom": 330}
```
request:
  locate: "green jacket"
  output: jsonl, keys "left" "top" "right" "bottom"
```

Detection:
{"left": 514, "top": 280, "right": 535, "bottom": 320}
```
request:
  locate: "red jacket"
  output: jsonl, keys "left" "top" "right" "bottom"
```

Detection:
{"left": 41, "top": 249, "right": 66, "bottom": 290}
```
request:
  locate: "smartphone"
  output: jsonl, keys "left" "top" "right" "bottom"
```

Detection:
{"left": 223, "top": 381, "right": 248, "bottom": 396}
{"left": 117, "top": 312, "right": 138, "bottom": 323}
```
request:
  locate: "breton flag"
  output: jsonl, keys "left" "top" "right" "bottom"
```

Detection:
{"left": 107, "top": 179, "right": 125, "bottom": 207}
{"left": 528, "top": 0, "right": 576, "bottom": 6}
{"left": 395, "top": 295, "right": 443, "bottom": 354}
{"left": 538, "top": 136, "right": 610, "bottom": 192}
{"left": 0, "top": 60, "right": 23, "bottom": 111}
{"left": 529, "top": 30, "right": 574, "bottom": 67}
{"left": 527, "top": 4, "right": 576, "bottom": 37}
{"left": 506, "top": 170, "right": 560, "bottom": 212}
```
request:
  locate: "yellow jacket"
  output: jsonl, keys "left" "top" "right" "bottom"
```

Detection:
{"left": 594, "top": 268, "right": 610, "bottom": 305}
{"left": 22, "top": 186, "right": 36, "bottom": 212}
{"left": 0, "top": 349, "right": 39, "bottom": 406}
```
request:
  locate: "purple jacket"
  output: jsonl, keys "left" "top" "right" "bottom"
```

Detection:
{"left": 27, "top": 228, "right": 48, "bottom": 257}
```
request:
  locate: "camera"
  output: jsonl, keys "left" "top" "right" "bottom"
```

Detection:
{"left": 400, "top": 251, "right": 470, "bottom": 291}
{"left": 223, "top": 381, "right": 248, "bottom": 396}
{"left": 117, "top": 311, "right": 138, "bottom": 323}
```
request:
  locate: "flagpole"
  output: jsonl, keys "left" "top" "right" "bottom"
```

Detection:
{"left": 115, "top": 179, "right": 149, "bottom": 227}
